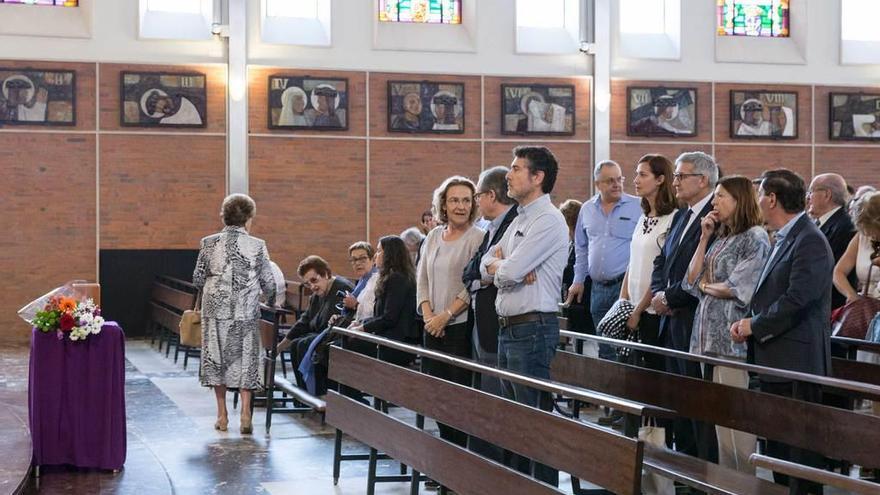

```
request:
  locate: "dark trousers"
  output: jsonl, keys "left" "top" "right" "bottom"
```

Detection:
{"left": 423, "top": 322, "right": 472, "bottom": 448}
{"left": 634, "top": 313, "right": 665, "bottom": 372}
{"left": 761, "top": 381, "right": 825, "bottom": 495}
{"left": 662, "top": 326, "right": 718, "bottom": 462}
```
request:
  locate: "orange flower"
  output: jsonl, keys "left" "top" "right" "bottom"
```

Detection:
{"left": 58, "top": 297, "right": 77, "bottom": 313}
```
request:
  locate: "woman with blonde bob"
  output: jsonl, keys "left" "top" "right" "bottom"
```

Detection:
{"left": 416, "top": 175, "right": 484, "bottom": 448}
{"left": 684, "top": 175, "right": 770, "bottom": 474}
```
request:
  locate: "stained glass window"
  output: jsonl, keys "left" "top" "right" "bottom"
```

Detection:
{"left": 0, "top": 0, "right": 77, "bottom": 5}
{"left": 717, "top": 0, "right": 789, "bottom": 37}
{"left": 379, "top": 0, "right": 461, "bottom": 24}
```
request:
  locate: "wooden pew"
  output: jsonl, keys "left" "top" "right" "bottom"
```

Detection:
{"left": 326, "top": 327, "right": 651, "bottom": 495}
{"left": 259, "top": 304, "right": 325, "bottom": 433}
{"left": 830, "top": 336, "right": 880, "bottom": 388}
{"left": 554, "top": 326, "right": 880, "bottom": 495}
{"left": 149, "top": 275, "right": 199, "bottom": 368}
{"left": 750, "top": 454, "right": 880, "bottom": 495}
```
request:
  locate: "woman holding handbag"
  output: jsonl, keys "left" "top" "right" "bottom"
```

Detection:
{"left": 683, "top": 176, "right": 770, "bottom": 474}
{"left": 193, "top": 194, "right": 276, "bottom": 434}
{"left": 833, "top": 192, "right": 880, "bottom": 364}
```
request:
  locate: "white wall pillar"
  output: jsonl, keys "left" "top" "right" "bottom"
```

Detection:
{"left": 592, "top": 0, "right": 611, "bottom": 167}
{"left": 227, "top": 0, "right": 248, "bottom": 194}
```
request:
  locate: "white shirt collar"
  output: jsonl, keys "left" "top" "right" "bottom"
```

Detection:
{"left": 817, "top": 206, "right": 841, "bottom": 228}
{"left": 689, "top": 191, "right": 713, "bottom": 217}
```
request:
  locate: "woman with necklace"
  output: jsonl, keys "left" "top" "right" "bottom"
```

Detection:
{"left": 416, "top": 175, "right": 484, "bottom": 449}
{"left": 683, "top": 175, "right": 770, "bottom": 474}
{"left": 619, "top": 154, "right": 677, "bottom": 371}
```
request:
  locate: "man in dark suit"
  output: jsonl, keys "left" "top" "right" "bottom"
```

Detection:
{"left": 732, "top": 169, "right": 833, "bottom": 495}
{"left": 650, "top": 151, "right": 719, "bottom": 460}
{"left": 808, "top": 173, "right": 856, "bottom": 310}
{"left": 461, "top": 166, "right": 517, "bottom": 461}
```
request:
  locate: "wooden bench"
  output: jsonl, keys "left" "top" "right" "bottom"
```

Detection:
{"left": 554, "top": 326, "right": 880, "bottom": 495}
{"left": 830, "top": 336, "right": 880, "bottom": 389}
{"left": 148, "top": 275, "right": 199, "bottom": 368}
{"left": 258, "top": 304, "right": 326, "bottom": 433}
{"left": 327, "top": 327, "right": 650, "bottom": 495}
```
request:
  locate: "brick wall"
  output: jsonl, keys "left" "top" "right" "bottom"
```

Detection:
{"left": 248, "top": 69, "right": 593, "bottom": 281}
{"left": 0, "top": 60, "right": 225, "bottom": 344}
{"left": 5, "top": 62, "right": 878, "bottom": 344}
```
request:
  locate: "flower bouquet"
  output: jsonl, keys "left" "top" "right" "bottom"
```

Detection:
{"left": 18, "top": 281, "right": 105, "bottom": 342}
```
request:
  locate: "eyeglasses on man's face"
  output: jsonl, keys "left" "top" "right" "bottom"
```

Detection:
{"left": 672, "top": 172, "right": 703, "bottom": 182}
{"left": 349, "top": 255, "right": 370, "bottom": 264}
{"left": 473, "top": 191, "right": 491, "bottom": 201}
{"left": 596, "top": 176, "right": 625, "bottom": 186}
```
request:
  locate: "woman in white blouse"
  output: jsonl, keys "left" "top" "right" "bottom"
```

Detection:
{"left": 619, "top": 154, "right": 678, "bottom": 370}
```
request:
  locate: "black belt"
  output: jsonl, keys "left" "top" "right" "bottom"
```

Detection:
{"left": 593, "top": 273, "right": 625, "bottom": 286}
{"left": 498, "top": 311, "right": 556, "bottom": 329}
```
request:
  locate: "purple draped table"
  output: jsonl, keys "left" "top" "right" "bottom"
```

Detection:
{"left": 28, "top": 322, "right": 127, "bottom": 471}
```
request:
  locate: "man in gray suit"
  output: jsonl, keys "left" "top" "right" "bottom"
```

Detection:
{"left": 731, "top": 169, "right": 832, "bottom": 495}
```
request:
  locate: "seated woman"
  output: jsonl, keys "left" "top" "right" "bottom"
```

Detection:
{"left": 350, "top": 235, "right": 420, "bottom": 366}
{"left": 276, "top": 255, "right": 353, "bottom": 395}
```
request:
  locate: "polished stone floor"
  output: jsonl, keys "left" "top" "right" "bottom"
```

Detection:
{"left": 2, "top": 339, "right": 865, "bottom": 495}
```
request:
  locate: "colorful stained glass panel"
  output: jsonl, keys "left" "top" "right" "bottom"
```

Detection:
{"left": 717, "top": 0, "right": 789, "bottom": 37}
{"left": 379, "top": 0, "right": 461, "bottom": 24}
{"left": 0, "top": 0, "right": 78, "bottom": 5}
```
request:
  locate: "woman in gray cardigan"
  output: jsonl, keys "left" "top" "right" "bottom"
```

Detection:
{"left": 416, "top": 175, "right": 484, "bottom": 448}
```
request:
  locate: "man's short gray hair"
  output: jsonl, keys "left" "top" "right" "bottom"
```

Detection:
{"left": 676, "top": 151, "right": 719, "bottom": 187}
{"left": 478, "top": 166, "right": 515, "bottom": 205}
{"left": 593, "top": 160, "right": 621, "bottom": 180}
{"left": 400, "top": 227, "right": 425, "bottom": 247}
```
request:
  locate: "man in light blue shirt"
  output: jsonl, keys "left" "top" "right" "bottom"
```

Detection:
{"left": 482, "top": 146, "right": 568, "bottom": 487}
{"left": 565, "top": 160, "right": 641, "bottom": 358}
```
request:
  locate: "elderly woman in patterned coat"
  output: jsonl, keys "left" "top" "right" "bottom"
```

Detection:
{"left": 193, "top": 194, "right": 276, "bottom": 435}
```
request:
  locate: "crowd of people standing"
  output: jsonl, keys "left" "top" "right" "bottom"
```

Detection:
{"left": 190, "top": 146, "right": 880, "bottom": 493}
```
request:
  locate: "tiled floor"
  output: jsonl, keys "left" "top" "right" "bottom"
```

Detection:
{"left": 2, "top": 339, "right": 868, "bottom": 494}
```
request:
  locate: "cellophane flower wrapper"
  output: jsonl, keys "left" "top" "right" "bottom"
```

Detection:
{"left": 17, "top": 281, "right": 88, "bottom": 326}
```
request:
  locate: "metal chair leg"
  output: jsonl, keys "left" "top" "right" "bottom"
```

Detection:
{"left": 333, "top": 428, "right": 343, "bottom": 485}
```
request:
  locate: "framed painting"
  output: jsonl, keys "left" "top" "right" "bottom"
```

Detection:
{"left": 0, "top": 68, "right": 75, "bottom": 125}
{"left": 829, "top": 92, "right": 880, "bottom": 141}
{"left": 627, "top": 86, "right": 697, "bottom": 137}
{"left": 387, "top": 80, "right": 464, "bottom": 134}
{"left": 268, "top": 76, "right": 348, "bottom": 130}
{"left": 120, "top": 71, "right": 207, "bottom": 128}
{"left": 501, "top": 84, "right": 575, "bottom": 136}
{"left": 730, "top": 90, "right": 797, "bottom": 139}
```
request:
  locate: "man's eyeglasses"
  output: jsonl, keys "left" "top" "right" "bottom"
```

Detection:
{"left": 473, "top": 191, "right": 491, "bottom": 200}
{"left": 596, "top": 177, "right": 625, "bottom": 186}
{"left": 305, "top": 276, "right": 321, "bottom": 287}
{"left": 349, "top": 255, "right": 370, "bottom": 264}
{"left": 806, "top": 187, "right": 828, "bottom": 197}
{"left": 447, "top": 197, "right": 472, "bottom": 206}
{"left": 672, "top": 173, "right": 703, "bottom": 181}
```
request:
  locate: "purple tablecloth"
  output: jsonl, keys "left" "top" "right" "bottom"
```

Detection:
{"left": 28, "top": 323, "right": 127, "bottom": 470}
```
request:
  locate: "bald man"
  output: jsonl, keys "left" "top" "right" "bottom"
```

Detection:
{"left": 807, "top": 173, "right": 856, "bottom": 310}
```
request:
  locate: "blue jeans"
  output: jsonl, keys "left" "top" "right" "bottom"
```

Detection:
{"left": 497, "top": 316, "right": 560, "bottom": 487}
{"left": 590, "top": 276, "right": 623, "bottom": 360}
